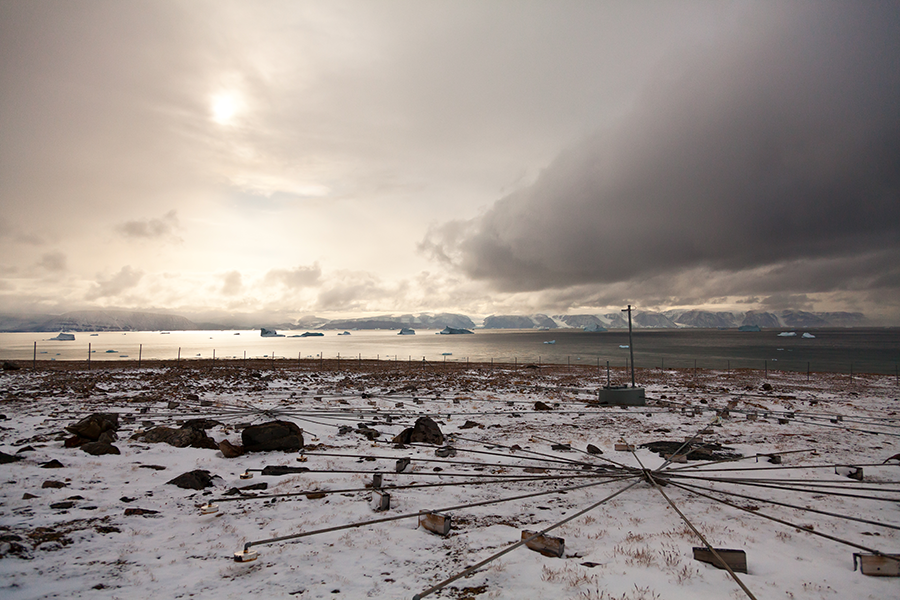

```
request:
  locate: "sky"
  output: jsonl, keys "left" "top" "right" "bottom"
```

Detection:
{"left": 1, "top": 1, "right": 899, "bottom": 324}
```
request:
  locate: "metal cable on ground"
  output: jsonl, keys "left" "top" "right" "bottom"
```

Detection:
{"left": 214, "top": 471, "right": 633, "bottom": 503}
{"left": 666, "top": 478, "right": 900, "bottom": 564}
{"left": 243, "top": 473, "right": 642, "bottom": 552}
{"left": 664, "top": 473, "right": 900, "bottom": 500}
{"left": 667, "top": 478, "right": 900, "bottom": 532}
{"left": 411, "top": 477, "right": 644, "bottom": 600}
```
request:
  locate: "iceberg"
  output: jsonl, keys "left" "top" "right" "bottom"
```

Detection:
{"left": 50, "top": 332, "right": 75, "bottom": 341}
{"left": 777, "top": 331, "right": 797, "bottom": 337}
{"left": 398, "top": 328, "right": 416, "bottom": 335}
{"left": 738, "top": 325, "right": 761, "bottom": 332}
{"left": 300, "top": 331, "right": 324, "bottom": 337}
{"left": 582, "top": 323, "right": 607, "bottom": 332}
{"left": 543, "top": 340, "right": 556, "bottom": 344}
{"left": 438, "top": 326, "right": 473, "bottom": 335}
{"left": 802, "top": 332, "right": 816, "bottom": 339}
{"left": 260, "top": 328, "right": 284, "bottom": 337}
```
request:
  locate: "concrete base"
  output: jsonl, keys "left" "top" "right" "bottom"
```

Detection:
{"left": 597, "top": 386, "right": 646, "bottom": 406}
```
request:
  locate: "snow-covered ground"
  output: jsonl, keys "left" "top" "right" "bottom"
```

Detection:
{"left": 1, "top": 363, "right": 897, "bottom": 599}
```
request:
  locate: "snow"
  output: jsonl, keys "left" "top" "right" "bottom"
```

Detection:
{"left": 0, "top": 364, "right": 898, "bottom": 600}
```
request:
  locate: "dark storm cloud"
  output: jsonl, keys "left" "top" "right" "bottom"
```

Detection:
{"left": 424, "top": 4, "right": 900, "bottom": 299}
{"left": 117, "top": 211, "right": 180, "bottom": 240}
{"left": 85, "top": 266, "right": 143, "bottom": 300}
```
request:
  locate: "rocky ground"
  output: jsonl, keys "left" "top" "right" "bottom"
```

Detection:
{"left": 0, "top": 361, "right": 898, "bottom": 599}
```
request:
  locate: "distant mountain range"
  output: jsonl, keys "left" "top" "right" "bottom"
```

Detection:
{"left": 0, "top": 308, "right": 876, "bottom": 332}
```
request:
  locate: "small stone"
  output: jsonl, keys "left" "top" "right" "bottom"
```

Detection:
{"left": 0, "top": 451, "right": 23, "bottom": 464}
{"left": 586, "top": 444, "right": 603, "bottom": 455}
{"left": 40, "top": 459, "right": 65, "bottom": 469}
{"left": 218, "top": 439, "right": 244, "bottom": 458}
{"left": 81, "top": 442, "right": 121, "bottom": 456}
{"left": 534, "top": 401, "right": 552, "bottom": 411}
{"left": 42, "top": 480, "right": 67, "bottom": 489}
{"left": 124, "top": 508, "right": 160, "bottom": 516}
{"left": 166, "top": 469, "right": 218, "bottom": 490}
{"left": 15, "top": 446, "right": 35, "bottom": 454}
{"left": 50, "top": 501, "right": 75, "bottom": 509}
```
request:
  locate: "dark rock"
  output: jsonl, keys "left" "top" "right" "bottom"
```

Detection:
{"left": 337, "top": 425, "right": 354, "bottom": 435}
{"left": 761, "top": 383, "right": 773, "bottom": 391}
{"left": 218, "top": 439, "right": 244, "bottom": 458}
{"left": 357, "top": 425, "right": 381, "bottom": 440}
{"left": 40, "top": 459, "right": 64, "bottom": 469}
{"left": 120, "top": 496, "right": 136, "bottom": 503}
{"left": 97, "top": 430, "right": 118, "bottom": 444}
{"left": 2, "top": 361, "right": 21, "bottom": 370}
{"left": 459, "top": 420, "right": 483, "bottom": 429}
{"left": 16, "top": 445, "right": 36, "bottom": 453}
{"left": 390, "top": 417, "right": 444, "bottom": 445}
{"left": 81, "top": 442, "right": 121, "bottom": 456}
{"left": 124, "top": 508, "right": 159, "bottom": 516}
{"left": 137, "top": 464, "right": 166, "bottom": 470}
{"left": 50, "top": 501, "right": 75, "bottom": 509}
{"left": 434, "top": 446, "right": 456, "bottom": 458}
{"left": 260, "top": 465, "right": 310, "bottom": 476}
{"left": 551, "top": 443, "right": 572, "bottom": 452}
{"left": 64, "top": 435, "right": 88, "bottom": 448}
{"left": 305, "top": 491, "right": 326, "bottom": 499}
{"left": 167, "top": 401, "right": 179, "bottom": 409}
{"left": 65, "top": 413, "right": 119, "bottom": 441}
{"left": 534, "top": 401, "right": 552, "bottom": 411}
{"left": 166, "top": 469, "right": 217, "bottom": 490}
{"left": 22, "top": 492, "right": 38, "bottom": 499}
{"left": 0, "top": 451, "right": 23, "bottom": 464}
{"left": 180, "top": 418, "right": 223, "bottom": 430}
{"left": 586, "top": 444, "right": 603, "bottom": 455}
{"left": 395, "top": 457, "right": 411, "bottom": 472}
{"left": 639, "top": 440, "right": 742, "bottom": 461}
{"left": 135, "top": 426, "right": 217, "bottom": 449}
{"left": 42, "top": 480, "right": 67, "bottom": 489}
{"left": 242, "top": 421, "right": 305, "bottom": 452}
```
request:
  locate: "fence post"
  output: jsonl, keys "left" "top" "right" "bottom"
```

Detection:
{"left": 807, "top": 362, "right": 810, "bottom": 381}
{"left": 139, "top": 344, "right": 142, "bottom": 368}
{"left": 33, "top": 341, "right": 36, "bottom": 369}
{"left": 177, "top": 347, "right": 181, "bottom": 363}
{"left": 88, "top": 342, "right": 91, "bottom": 370}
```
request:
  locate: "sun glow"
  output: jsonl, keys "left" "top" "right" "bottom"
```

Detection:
{"left": 211, "top": 92, "right": 241, "bottom": 124}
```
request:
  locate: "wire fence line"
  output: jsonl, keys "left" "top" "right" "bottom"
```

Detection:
{"left": 18, "top": 341, "right": 900, "bottom": 382}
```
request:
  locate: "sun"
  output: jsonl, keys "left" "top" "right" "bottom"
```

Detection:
{"left": 210, "top": 92, "right": 241, "bottom": 125}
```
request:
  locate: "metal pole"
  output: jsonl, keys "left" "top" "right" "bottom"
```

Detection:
{"left": 88, "top": 342, "right": 91, "bottom": 370}
{"left": 807, "top": 362, "right": 810, "bottom": 381}
{"left": 606, "top": 360, "right": 610, "bottom": 387}
{"left": 33, "top": 341, "right": 36, "bottom": 369}
{"left": 623, "top": 304, "right": 635, "bottom": 387}
{"left": 765, "top": 360, "right": 767, "bottom": 378}
{"left": 177, "top": 347, "right": 181, "bottom": 363}
{"left": 139, "top": 344, "right": 142, "bottom": 368}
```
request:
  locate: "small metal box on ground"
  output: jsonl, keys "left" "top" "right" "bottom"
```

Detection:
{"left": 853, "top": 553, "right": 900, "bottom": 576}
{"left": 597, "top": 386, "right": 646, "bottom": 406}
{"left": 521, "top": 530, "right": 565, "bottom": 557}
{"left": 419, "top": 512, "right": 451, "bottom": 536}
{"left": 693, "top": 547, "right": 747, "bottom": 573}
{"left": 371, "top": 490, "right": 390, "bottom": 512}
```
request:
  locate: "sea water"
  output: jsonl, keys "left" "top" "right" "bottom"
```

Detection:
{"left": 1, "top": 328, "right": 898, "bottom": 375}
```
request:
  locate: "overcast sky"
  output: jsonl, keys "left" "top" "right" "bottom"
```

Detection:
{"left": 1, "top": 1, "right": 898, "bottom": 323}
